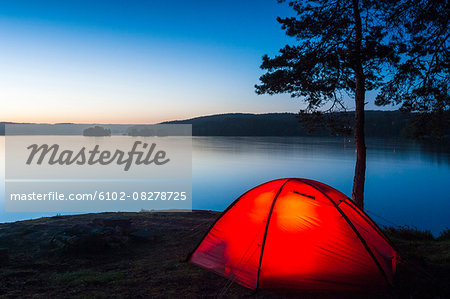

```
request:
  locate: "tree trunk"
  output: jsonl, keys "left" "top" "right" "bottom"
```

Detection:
{"left": 351, "top": 0, "right": 366, "bottom": 210}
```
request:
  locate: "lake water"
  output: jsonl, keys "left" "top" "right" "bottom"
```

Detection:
{"left": 1, "top": 136, "right": 449, "bottom": 235}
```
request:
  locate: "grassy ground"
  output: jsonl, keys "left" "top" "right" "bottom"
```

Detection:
{"left": 0, "top": 211, "right": 448, "bottom": 298}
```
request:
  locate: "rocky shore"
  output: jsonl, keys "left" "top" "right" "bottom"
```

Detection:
{"left": 0, "top": 211, "right": 448, "bottom": 298}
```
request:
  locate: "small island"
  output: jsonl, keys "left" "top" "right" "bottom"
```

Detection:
{"left": 83, "top": 126, "right": 111, "bottom": 137}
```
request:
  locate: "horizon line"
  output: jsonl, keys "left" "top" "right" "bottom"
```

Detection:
{"left": 0, "top": 109, "right": 405, "bottom": 125}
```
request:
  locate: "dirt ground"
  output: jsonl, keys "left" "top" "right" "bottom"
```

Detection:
{"left": 0, "top": 211, "right": 448, "bottom": 298}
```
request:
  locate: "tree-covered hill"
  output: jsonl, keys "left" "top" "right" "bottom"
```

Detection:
{"left": 163, "top": 110, "right": 440, "bottom": 138}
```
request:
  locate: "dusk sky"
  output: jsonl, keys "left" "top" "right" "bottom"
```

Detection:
{"left": 1, "top": 0, "right": 387, "bottom": 124}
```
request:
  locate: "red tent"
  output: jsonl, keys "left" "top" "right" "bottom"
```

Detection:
{"left": 188, "top": 178, "right": 398, "bottom": 292}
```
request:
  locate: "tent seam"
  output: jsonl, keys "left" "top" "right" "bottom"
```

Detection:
{"left": 342, "top": 200, "right": 399, "bottom": 252}
{"left": 255, "top": 178, "right": 293, "bottom": 290}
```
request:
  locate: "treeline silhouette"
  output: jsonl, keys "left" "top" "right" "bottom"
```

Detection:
{"left": 163, "top": 111, "right": 448, "bottom": 138}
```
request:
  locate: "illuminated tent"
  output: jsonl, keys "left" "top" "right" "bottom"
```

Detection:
{"left": 188, "top": 178, "right": 398, "bottom": 292}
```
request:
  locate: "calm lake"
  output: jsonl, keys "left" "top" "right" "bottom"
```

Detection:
{"left": 1, "top": 136, "right": 449, "bottom": 235}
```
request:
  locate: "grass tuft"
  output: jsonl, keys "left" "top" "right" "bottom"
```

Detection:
{"left": 437, "top": 228, "right": 450, "bottom": 241}
{"left": 384, "top": 225, "right": 435, "bottom": 241}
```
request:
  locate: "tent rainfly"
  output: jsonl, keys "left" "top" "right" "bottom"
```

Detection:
{"left": 188, "top": 178, "right": 398, "bottom": 292}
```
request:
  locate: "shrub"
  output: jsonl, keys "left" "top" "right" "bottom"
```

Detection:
{"left": 383, "top": 225, "right": 435, "bottom": 241}
{"left": 438, "top": 228, "right": 450, "bottom": 241}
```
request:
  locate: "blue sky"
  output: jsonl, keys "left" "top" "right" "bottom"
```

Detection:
{"left": 0, "top": 0, "right": 384, "bottom": 124}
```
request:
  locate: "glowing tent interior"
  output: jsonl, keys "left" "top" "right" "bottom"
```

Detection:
{"left": 188, "top": 178, "right": 399, "bottom": 292}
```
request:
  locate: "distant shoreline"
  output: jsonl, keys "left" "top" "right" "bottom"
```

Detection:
{"left": 2, "top": 110, "right": 448, "bottom": 139}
